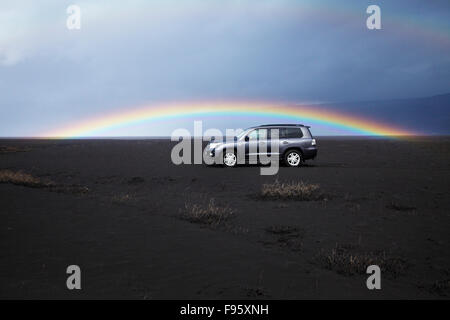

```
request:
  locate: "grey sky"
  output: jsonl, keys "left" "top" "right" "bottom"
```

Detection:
{"left": 0, "top": 0, "right": 449, "bottom": 136}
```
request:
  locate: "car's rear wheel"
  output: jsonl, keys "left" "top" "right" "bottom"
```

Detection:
{"left": 223, "top": 151, "right": 237, "bottom": 167}
{"left": 285, "top": 150, "right": 302, "bottom": 167}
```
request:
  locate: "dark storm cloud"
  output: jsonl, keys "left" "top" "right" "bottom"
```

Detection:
{"left": 0, "top": 0, "right": 449, "bottom": 135}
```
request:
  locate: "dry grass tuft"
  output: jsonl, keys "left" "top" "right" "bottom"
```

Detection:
{"left": 0, "top": 146, "right": 30, "bottom": 154}
{"left": 261, "top": 180, "right": 322, "bottom": 200}
{"left": 0, "top": 170, "right": 52, "bottom": 188}
{"left": 316, "top": 244, "right": 407, "bottom": 277}
{"left": 182, "top": 198, "right": 234, "bottom": 227}
{"left": 0, "top": 169, "right": 89, "bottom": 194}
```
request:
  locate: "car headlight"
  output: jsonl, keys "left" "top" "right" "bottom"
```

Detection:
{"left": 311, "top": 139, "right": 316, "bottom": 146}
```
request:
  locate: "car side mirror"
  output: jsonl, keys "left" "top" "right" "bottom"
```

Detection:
{"left": 244, "top": 136, "right": 249, "bottom": 142}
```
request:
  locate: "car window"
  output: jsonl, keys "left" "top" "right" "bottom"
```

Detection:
{"left": 247, "top": 130, "right": 258, "bottom": 140}
{"left": 258, "top": 129, "right": 268, "bottom": 140}
{"left": 279, "top": 128, "right": 303, "bottom": 139}
{"left": 247, "top": 129, "right": 268, "bottom": 141}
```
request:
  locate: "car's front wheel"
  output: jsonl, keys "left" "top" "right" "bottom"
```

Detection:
{"left": 223, "top": 151, "right": 237, "bottom": 167}
{"left": 284, "top": 150, "right": 302, "bottom": 167}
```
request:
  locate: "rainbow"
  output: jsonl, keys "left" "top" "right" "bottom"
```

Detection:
{"left": 44, "top": 102, "right": 416, "bottom": 137}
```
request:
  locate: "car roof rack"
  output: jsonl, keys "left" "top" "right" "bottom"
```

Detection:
{"left": 256, "top": 124, "right": 308, "bottom": 127}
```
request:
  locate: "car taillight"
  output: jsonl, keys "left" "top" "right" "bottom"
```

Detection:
{"left": 311, "top": 139, "right": 316, "bottom": 146}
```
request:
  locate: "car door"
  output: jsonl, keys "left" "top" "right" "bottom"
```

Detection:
{"left": 279, "top": 127, "right": 304, "bottom": 154}
{"left": 256, "top": 128, "right": 269, "bottom": 157}
{"left": 267, "top": 127, "right": 280, "bottom": 158}
{"left": 245, "top": 129, "right": 258, "bottom": 163}
{"left": 244, "top": 128, "right": 268, "bottom": 163}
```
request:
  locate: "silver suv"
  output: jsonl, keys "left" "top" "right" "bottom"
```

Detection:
{"left": 206, "top": 124, "right": 317, "bottom": 167}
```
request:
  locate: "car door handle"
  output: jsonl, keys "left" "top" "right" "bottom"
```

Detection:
{"left": 281, "top": 141, "right": 289, "bottom": 145}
